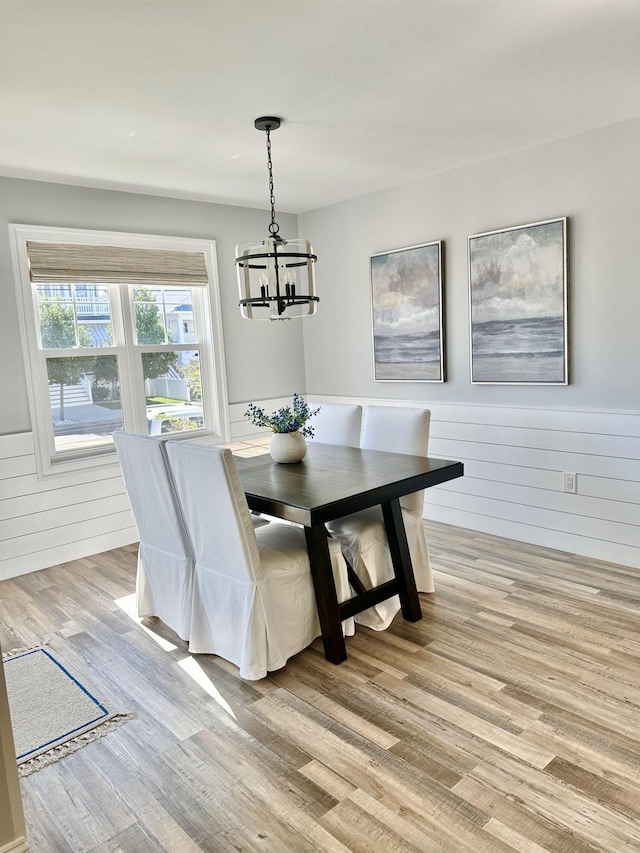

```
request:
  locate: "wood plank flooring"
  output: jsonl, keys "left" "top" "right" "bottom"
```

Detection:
{"left": 0, "top": 521, "right": 638, "bottom": 852}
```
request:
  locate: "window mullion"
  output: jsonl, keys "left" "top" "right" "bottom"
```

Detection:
{"left": 40, "top": 346, "right": 104, "bottom": 358}
{"left": 10, "top": 224, "right": 228, "bottom": 477}
{"left": 36, "top": 349, "right": 59, "bottom": 461}
{"left": 118, "top": 283, "right": 147, "bottom": 435}
{"left": 192, "top": 288, "right": 216, "bottom": 434}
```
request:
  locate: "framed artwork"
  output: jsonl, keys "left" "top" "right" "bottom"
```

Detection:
{"left": 370, "top": 240, "right": 444, "bottom": 382}
{"left": 468, "top": 217, "right": 568, "bottom": 385}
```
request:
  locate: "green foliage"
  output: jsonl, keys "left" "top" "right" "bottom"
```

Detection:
{"left": 141, "top": 351, "right": 181, "bottom": 381}
{"left": 159, "top": 416, "right": 200, "bottom": 433}
{"left": 39, "top": 299, "right": 95, "bottom": 420}
{"left": 46, "top": 355, "right": 96, "bottom": 388}
{"left": 134, "top": 287, "right": 179, "bottom": 380}
{"left": 92, "top": 355, "right": 120, "bottom": 400}
{"left": 39, "top": 298, "right": 92, "bottom": 348}
{"left": 134, "top": 287, "right": 167, "bottom": 344}
{"left": 146, "top": 396, "right": 183, "bottom": 405}
{"left": 245, "top": 393, "right": 320, "bottom": 438}
{"left": 47, "top": 356, "right": 95, "bottom": 420}
{"left": 178, "top": 357, "right": 202, "bottom": 401}
{"left": 91, "top": 385, "right": 112, "bottom": 402}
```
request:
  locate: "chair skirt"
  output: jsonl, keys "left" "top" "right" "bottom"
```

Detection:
{"left": 327, "top": 506, "right": 433, "bottom": 631}
{"left": 136, "top": 543, "right": 194, "bottom": 641}
{"left": 185, "top": 523, "right": 349, "bottom": 680}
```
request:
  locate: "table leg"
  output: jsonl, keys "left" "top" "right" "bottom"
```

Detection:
{"left": 304, "top": 525, "right": 347, "bottom": 664}
{"left": 381, "top": 498, "right": 422, "bottom": 622}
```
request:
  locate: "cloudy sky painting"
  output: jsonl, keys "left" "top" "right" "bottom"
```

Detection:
{"left": 371, "top": 241, "right": 443, "bottom": 381}
{"left": 469, "top": 218, "right": 567, "bottom": 384}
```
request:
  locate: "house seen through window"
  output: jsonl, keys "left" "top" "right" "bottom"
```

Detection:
{"left": 37, "top": 283, "right": 204, "bottom": 452}
{"left": 11, "top": 226, "right": 227, "bottom": 476}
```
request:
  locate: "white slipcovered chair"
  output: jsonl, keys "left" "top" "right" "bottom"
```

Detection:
{"left": 113, "top": 430, "right": 195, "bottom": 641}
{"left": 165, "top": 441, "right": 350, "bottom": 680}
{"left": 327, "top": 406, "right": 433, "bottom": 631}
{"left": 307, "top": 402, "right": 363, "bottom": 447}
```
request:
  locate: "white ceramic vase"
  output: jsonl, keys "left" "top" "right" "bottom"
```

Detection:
{"left": 269, "top": 430, "right": 307, "bottom": 463}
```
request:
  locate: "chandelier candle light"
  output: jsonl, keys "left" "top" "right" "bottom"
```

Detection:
{"left": 236, "top": 117, "right": 319, "bottom": 320}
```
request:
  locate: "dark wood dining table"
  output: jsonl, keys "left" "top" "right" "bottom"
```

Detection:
{"left": 235, "top": 442, "right": 464, "bottom": 665}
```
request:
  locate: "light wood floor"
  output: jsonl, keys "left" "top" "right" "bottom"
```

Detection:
{"left": 1, "top": 522, "right": 638, "bottom": 853}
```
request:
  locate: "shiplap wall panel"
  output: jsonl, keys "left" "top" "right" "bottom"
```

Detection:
{"left": 461, "top": 459, "right": 640, "bottom": 504}
{"left": 3, "top": 530, "right": 139, "bottom": 582}
{"left": 2, "top": 476, "right": 128, "bottom": 520}
{"left": 1, "top": 510, "right": 135, "bottom": 563}
{"left": 459, "top": 459, "right": 561, "bottom": 491}
{"left": 578, "top": 474, "right": 640, "bottom": 504}
{"left": 440, "top": 476, "right": 639, "bottom": 526}
{"left": 1, "top": 397, "right": 638, "bottom": 578}
{"left": 425, "top": 487, "right": 639, "bottom": 547}
{"left": 1, "top": 494, "right": 132, "bottom": 541}
{"left": 231, "top": 419, "right": 271, "bottom": 440}
{"left": 1, "top": 466, "right": 125, "bottom": 500}
{"left": 424, "top": 503, "right": 637, "bottom": 568}
{"left": 228, "top": 397, "right": 296, "bottom": 441}
{"left": 427, "top": 404, "right": 640, "bottom": 436}
{"left": 0, "top": 455, "right": 36, "bottom": 481}
{"left": 430, "top": 437, "right": 639, "bottom": 482}
{"left": 0, "top": 398, "right": 285, "bottom": 579}
{"left": 430, "top": 421, "right": 639, "bottom": 459}
{"left": 0, "top": 432, "right": 32, "bottom": 459}
{"left": 309, "top": 396, "right": 640, "bottom": 569}
{"left": 0, "top": 431, "right": 137, "bottom": 580}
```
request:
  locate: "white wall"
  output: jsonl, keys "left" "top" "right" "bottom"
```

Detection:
{"left": 0, "top": 180, "right": 310, "bottom": 578}
{"left": 300, "top": 120, "right": 640, "bottom": 568}
{"left": 0, "top": 398, "right": 296, "bottom": 581}
{"left": 0, "top": 431, "right": 138, "bottom": 580}
{"left": 0, "top": 177, "right": 306, "bottom": 436}
{"left": 1, "top": 121, "right": 638, "bottom": 577}
{"left": 309, "top": 394, "right": 639, "bottom": 568}
{"left": 300, "top": 119, "right": 640, "bottom": 410}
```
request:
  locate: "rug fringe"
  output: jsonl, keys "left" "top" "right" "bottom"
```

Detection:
{"left": 3, "top": 641, "right": 50, "bottom": 659}
{"left": 18, "top": 712, "right": 137, "bottom": 777}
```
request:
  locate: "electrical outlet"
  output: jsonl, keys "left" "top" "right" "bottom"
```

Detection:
{"left": 563, "top": 472, "right": 577, "bottom": 493}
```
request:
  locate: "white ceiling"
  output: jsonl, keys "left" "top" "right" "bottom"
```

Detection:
{"left": 1, "top": 0, "right": 639, "bottom": 214}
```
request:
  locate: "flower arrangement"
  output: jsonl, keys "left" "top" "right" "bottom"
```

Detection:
{"left": 245, "top": 393, "right": 320, "bottom": 438}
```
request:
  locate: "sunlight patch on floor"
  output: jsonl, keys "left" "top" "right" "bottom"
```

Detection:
{"left": 114, "top": 593, "right": 178, "bottom": 652}
{"left": 178, "top": 656, "right": 238, "bottom": 719}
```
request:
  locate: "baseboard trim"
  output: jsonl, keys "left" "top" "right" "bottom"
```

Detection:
{"left": 0, "top": 838, "right": 30, "bottom": 853}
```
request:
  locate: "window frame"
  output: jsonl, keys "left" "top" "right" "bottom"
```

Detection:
{"left": 10, "top": 224, "right": 229, "bottom": 479}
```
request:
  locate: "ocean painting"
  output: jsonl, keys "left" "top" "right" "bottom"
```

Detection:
{"left": 371, "top": 241, "right": 444, "bottom": 381}
{"left": 469, "top": 218, "right": 568, "bottom": 384}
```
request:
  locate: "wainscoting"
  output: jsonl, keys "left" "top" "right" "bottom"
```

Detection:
{"left": 0, "top": 398, "right": 296, "bottom": 581}
{"left": 307, "top": 397, "right": 640, "bottom": 570}
{"left": 0, "top": 433, "right": 137, "bottom": 581}
{"left": 2, "top": 397, "right": 638, "bottom": 581}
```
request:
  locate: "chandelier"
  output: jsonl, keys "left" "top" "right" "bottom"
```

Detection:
{"left": 236, "top": 117, "right": 318, "bottom": 320}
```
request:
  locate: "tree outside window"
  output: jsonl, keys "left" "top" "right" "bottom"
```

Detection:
{"left": 39, "top": 299, "right": 94, "bottom": 420}
{"left": 134, "top": 286, "right": 179, "bottom": 382}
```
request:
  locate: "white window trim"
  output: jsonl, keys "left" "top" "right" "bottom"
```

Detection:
{"left": 10, "top": 224, "right": 230, "bottom": 479}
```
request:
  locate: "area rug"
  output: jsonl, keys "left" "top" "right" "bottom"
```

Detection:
{"left": 3, "top": 646, "right": 136, "bottom": 776}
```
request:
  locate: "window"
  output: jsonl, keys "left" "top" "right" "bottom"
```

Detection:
{"left": 10, "top": 225, "right": 229, "bottom": 477}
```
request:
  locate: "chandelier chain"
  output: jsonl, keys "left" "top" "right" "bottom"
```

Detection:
{"left": 265, "top": 127, "right": 280, "bottom": 238}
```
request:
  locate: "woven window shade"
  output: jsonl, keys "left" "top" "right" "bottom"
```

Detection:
{"left": 26, "top": 242, "right": 209, "bottom": 286}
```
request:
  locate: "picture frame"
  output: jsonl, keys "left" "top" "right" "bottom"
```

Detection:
{"left": 468, "top": 217, "right": 568, "bottom": 385}
{"left": 370, "top": 240, "right": 445, "bottom": 382}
